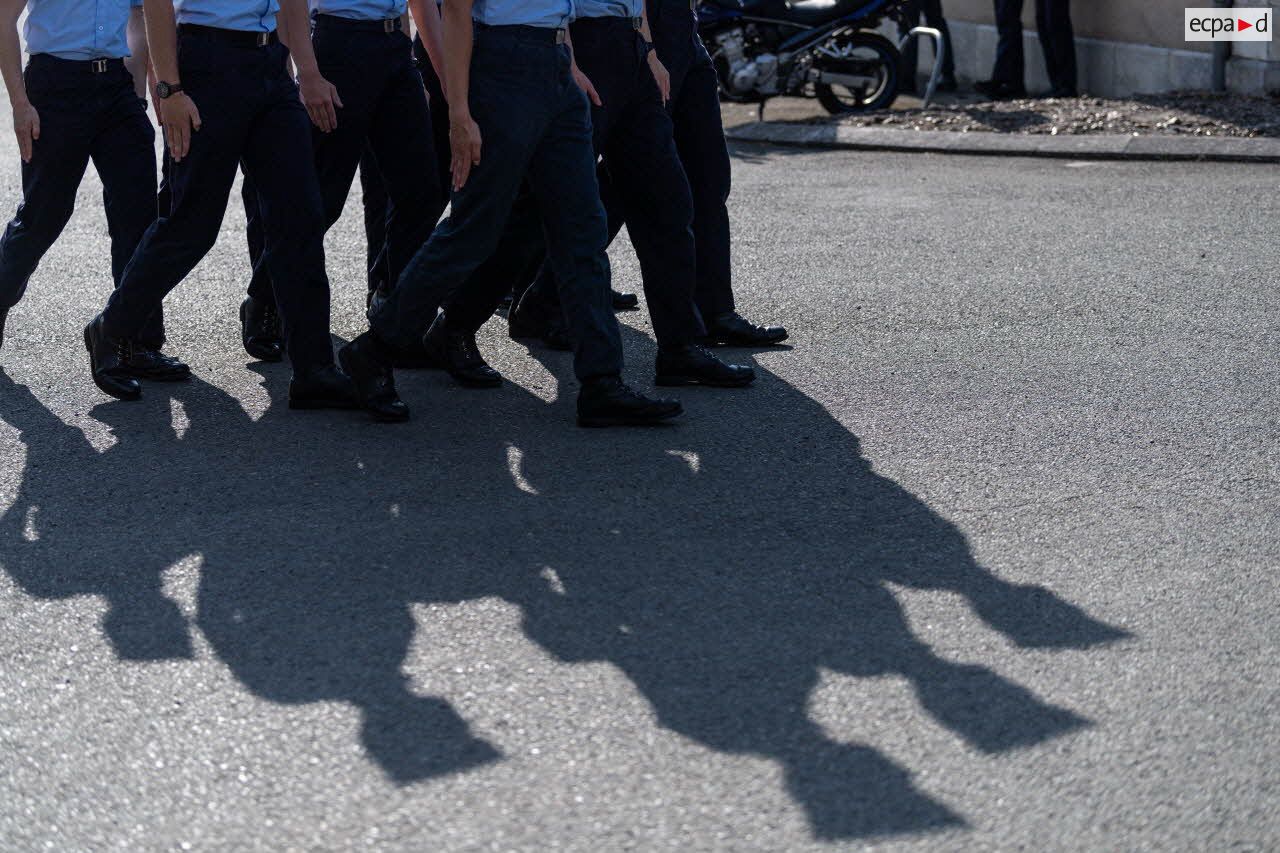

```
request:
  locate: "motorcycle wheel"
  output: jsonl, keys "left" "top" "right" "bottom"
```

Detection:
{"left": 812, "top": 31, "right": 899, "bottom": 115}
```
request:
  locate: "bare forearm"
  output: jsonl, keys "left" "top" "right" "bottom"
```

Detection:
{"left": 143, "top": 0, "right": 179, "bottom": 82}
{"left": 125, "top": 6, "right": 149, "bottom": 98}
{"left": 0, "top": 12, "right": 27, "bottom": 108}
{"left": 409, "top": 0, "right": 446, "bottom": 82}
{"left": 278, "top": 0, "right": 320, "bottom": 76}
{"left": 441, "top": 0, "right": 472, "bottom": 114}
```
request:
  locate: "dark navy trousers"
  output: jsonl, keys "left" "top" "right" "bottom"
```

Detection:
{"left": 369, "top": 24, "right": 622, "bottom": 382}
{"left": 102, "top": 31, "right": 334, "bottom": 370}
{"left": 505, "top": 15, "right": 705, "bottom": 349}
{"left": 991, "top": 0, "right": 1077, "bottom": 93}
{"left": 357, "top": 33, "right": 451, "bottom": 295}
{"left": 244, "top": 16, "right": 443, "bottom": 306}
{"left": 0, "top": 55, "right": 164, "bottom": 346}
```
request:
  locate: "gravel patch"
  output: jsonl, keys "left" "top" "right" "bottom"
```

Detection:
{"left": 828, "top": 92, "right": 1280, "bottom": 137}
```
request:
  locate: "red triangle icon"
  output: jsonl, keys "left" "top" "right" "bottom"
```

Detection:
{"left": 1239, "top": 18, "right": 1253, "bottom": 30}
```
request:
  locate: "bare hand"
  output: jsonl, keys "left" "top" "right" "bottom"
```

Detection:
{"left": 12, "top": 102, "right": 39, "bottom": 163}
{"left": 448, "top": 110, "right": 482, "bottom": 191}
{"left": 299, "top": 70, "right": 343, "bottom": 132}
{"left": 648, "top": 53, "right": 670, "bottom": 105}
{"left": 159, "top": 93, "right": 202, "bottom": 161}
{"left": 572, "top": 62, "right": 602, "bottom": 107}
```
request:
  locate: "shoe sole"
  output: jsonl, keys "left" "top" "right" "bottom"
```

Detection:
{"left": 701, "top": 333, "right": 789, "bottom": 348}
{"left": 124, "top": 369, "right": 192, "bottom": 382}
{"left": 84, "top": 326, "right": 141, "bottom": 401}
{"left": 655, "top": 374, "right": 755, "bottom": 388}
{"left": 448, "top": 370, "right": 503, "bottom": 389}
{"left": 577, "top": 409, "right": 683, "bottom": 428}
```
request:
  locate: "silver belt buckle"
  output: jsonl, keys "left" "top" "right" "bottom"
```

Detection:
{"left": 256, "top": 31, "right": 270, "bottom": 46}
{"left": 555, "top": 28, "right": 566, "bottom": 44}
{"left": 90, "top": 58, "right": 108, "bottom": 73}
{"left": 632, "top": 15, "right": 642, "bottom": 29}
{"left": 689, "top": 0, "right": 696, "bottom": 9}
{"left": 383, "top": 17, "right": 396, "bottom": 32}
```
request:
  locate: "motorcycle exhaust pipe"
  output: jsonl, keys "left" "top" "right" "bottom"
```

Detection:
{"left": 807, "top": 68, "right": 872, "bottom": 87}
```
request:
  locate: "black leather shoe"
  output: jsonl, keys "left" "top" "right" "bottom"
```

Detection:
{"left": 656, "top": 343, "right": 755, "bottom": 388}
{"left": 240, "top": 296, "right": 283, "bottom": 362}
{"left": 0, "top": 307, "right": 7, "bottom": 351}
{"left": 84, "top": 316, "right": 142, "bottom": 401}
{"left": 424, "top": 314, "right": 502, "bottom": 387}
{"left": 288, "top": 364, "right": 360, "bottom": 411}
{"left": 973, "top": 79, "right": 1027, "bottom": 99}
{"left": 509, "top": 302, "right": 574, "bottom": 352}
{"left": 577, "top": 377, "right": 683, "bottom": 427}
{"left": 339, "top": 332, "right": 410, "bottom": 422}
{"left": 1045, "top": 86, "right": 1078, "bottom": 98}
{"left": 701, "top": 311, "right": 788, "bottom": 347}
{"left": 612, "top": 289, "right": 639, "bottom": 310}
{"left": 122, "top": 346, "right": 191, "bottom": 381}
{"left": 936, "top": 77, "right": 959, "bottom": 93}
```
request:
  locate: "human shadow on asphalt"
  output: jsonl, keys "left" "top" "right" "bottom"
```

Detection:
{"left": 0, "top": 332, "right": 1129, "bottom": 839}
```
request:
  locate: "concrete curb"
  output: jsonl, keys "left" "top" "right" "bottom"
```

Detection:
{"left": 725, "top": 122, "right": 1280, "bottom": 163}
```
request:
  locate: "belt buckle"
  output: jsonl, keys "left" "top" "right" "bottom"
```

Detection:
{"left": 555, "top": 28, "right": 566, "bottom": 44}
{"left": 90, "top": 58, "right": 108, "bottom": 73}
{"left": 256, "top": 31, "right": 270, "bottom": 46}
{"left": 690, "top": 0, "right": 696, "bottom": 9}
{"left": 383, "top": 17, "right": 396, "bottom": 33}
{"left": 632, "top": 15, "right": 642, "bottom": 29}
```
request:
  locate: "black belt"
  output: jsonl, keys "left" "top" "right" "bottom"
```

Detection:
{"left": 28, "top": 55, "right": 126, "bottom": 73}
{"left": 473, "top": 22, "right": 567, "bottom": 44}
{"left": 313, "top": 13, "right": 402, "bottom": 33}
{"left": 177, "top": 23, "right": 280, "bottom": 47}
{"left": 574, "top": 15, "right": 644, "bottom": 29}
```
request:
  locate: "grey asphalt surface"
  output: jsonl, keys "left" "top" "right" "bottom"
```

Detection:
{"left": 0, "top": 112, "right": 1278, "bottom": 851}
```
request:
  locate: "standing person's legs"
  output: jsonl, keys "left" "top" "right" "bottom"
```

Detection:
{"left": 670, "top": 50, "right": 734, "bottom": 320}
{"left": 0, "top": 59, "right": 92, "bottom": 329}
{"left": 240, "top": 83, "right": 336, "bottom": 373}
{"left": 898, "top": 0, "right": 923, "bottom": 93}
{"left": 359, "top": 149, "right": 387, "bottom": 298}
{"left": 92, "top": 72, "right": 167, "bottom": 351}
{"left": 414, "top": 36, "right": 452, "bottom": 199}
{"left": 366, "top": 44, "right": 444, "bottom": 295}
{"left": 990, "top": 0, "right": 1025, "bottom": 87}
{"left": 921, "top": 0, "right": 957, "bottom": 84}
{"left": 1036, "top": 0, "right": 1076, "bottom": 95}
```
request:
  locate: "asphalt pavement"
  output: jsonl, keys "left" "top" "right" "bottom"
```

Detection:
{"left": 0, "top": 115, "right": 1277, "bottom": 850}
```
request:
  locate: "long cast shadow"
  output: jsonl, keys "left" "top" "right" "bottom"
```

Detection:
{"left": 0, "top": 331, "right": 1128, "bottom": 838}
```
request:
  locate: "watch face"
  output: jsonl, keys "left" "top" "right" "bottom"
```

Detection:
{"left": 157, "top": 82, "right": 170, "bottom": 98}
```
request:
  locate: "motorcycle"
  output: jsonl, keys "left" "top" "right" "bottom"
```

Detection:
{"left": 697, "top": 0, "right": 906, "bottom": 114}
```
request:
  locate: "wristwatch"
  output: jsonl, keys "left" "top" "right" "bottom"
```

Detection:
{"left": 154, "top": 81, "right": 183, "bottom": 99}
{"left": 642, "top": 40, "right": 655, "bottom": 57}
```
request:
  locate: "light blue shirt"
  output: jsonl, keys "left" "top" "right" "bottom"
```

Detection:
{"left": 471, "top": 0, "right": 574, "bottom": 29}
{"left": 175, "top": 0, "right": 279, "bottom": 32}
{"left": 310, "top": 0, "right": 405, "bottom": 21}
{"left": 572, "top": 0, "right": 638, "bottom": 20}
{"left": 24, "top": 0, "right": 141, "bottom": 60}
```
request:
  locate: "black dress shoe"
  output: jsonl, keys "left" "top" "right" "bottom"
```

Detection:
{"left": 84, "top": 316, "right": 142, "bottom": 401}
{"left": 424, "top": 314, "right": 502, "bottom": 387}
{"left": 577, "top": 376, "right": 683, "bottom": 427}
{"left": 339, "top": 332, "right": 410, "bottom": 422}
{"left": 973, "top": 79, "right": 1027, "bottom": 99}
{"left": 936, "top": 77, "right": 959, "bottom": 93}
{"left": 240, "top": 296, "right": 283, "bottom": 363}
{"left": 701, "top": 311, "right": 788, "bottom": 347}
{"left": 656, "top": 343, "right": 755, "bottom": 388}
{"left": 509, "top": 302, "right": 574, "bottom": 352}
{"left": 288, "top": 364, "right": 360, "bottom": 411}
{"left": 612, "top": 289, "right": 639, "bottom": 310}
{"left": 1045, "top": 86, "right": 1078, "bottom": 98}
{"left": 122, "top": 346, "right": 191, "bottom": 381}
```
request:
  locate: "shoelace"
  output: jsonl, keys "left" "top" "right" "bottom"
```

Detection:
{"left": 457, "top": 333, "right": 483, "bottom": 365}
{"left": 115, "top": 337, "right": 134, "bottom": 363}
{"left": 262, "top": 304, "right": 281, "bottom": 337}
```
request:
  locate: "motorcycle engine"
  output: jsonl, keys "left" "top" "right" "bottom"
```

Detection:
{"left": 712, "top": 27, "right": 780, "bottom": 96}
